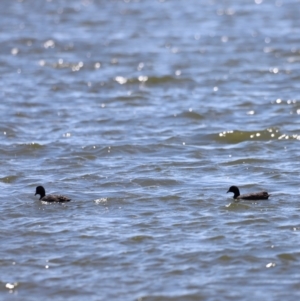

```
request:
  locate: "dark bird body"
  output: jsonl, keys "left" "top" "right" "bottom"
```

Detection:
{"left": 227, "top": 186, "right": 270, "bottom": 200}
{"left": 35, "top": 186, "right": 71, "bottom": 203}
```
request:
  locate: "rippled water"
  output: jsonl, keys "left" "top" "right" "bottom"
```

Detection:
{"left": 1, "top": 0, "right": 300, "bottom": 300}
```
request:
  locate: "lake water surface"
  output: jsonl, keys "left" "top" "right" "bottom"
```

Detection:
{"left": 1, "top": 0, "right": 300, "bottom": 300}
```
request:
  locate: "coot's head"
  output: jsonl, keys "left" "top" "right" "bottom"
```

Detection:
{"left": 227, "top": 186, "right": 240, "bottom": 195}
{"left": 35, "top": 186, "right": 46, "bottom": 197}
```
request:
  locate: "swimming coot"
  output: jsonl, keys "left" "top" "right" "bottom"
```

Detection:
{"left": 35, "top": 186, "right": 71, "bottom": 203}
{"left": 227, "top": 185, "right": 270, "bottom": 200}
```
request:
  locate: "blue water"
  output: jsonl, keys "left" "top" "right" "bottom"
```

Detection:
{"left": 1, "top": 0, "right": 300, "bottom": 300}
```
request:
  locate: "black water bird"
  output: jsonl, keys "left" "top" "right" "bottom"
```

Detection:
{"left": 35, "top": 186, "right": 71, "bottom": 203}
{"left": 227, "top": 185, "right": 270, "bottom": 200}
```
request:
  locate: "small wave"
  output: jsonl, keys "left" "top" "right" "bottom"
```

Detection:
{"left": 113, "top": 74, "right": 193, "bottom": 86}
{"left": 94, "top": 198, "right": 108, "bottom": 204}
{"left": 277, "top": 253, "right": 297, "bottom": 261}
{"left": 214, "top": 128, "right": 300, "bottom": 143}
{"left": 130, "top": 235, "right": 153, "bottom": 242}
{"left": 131, "top": 177, "right": 179, "bottom": 187}
{"left": 0, "top": 175, "right": 18, "bottom": 184}
{"left": 177, "top": 110, "right": 204, "bottom": 120}
{"left": 224, "top": 202, "right": 251, "bottom": 210}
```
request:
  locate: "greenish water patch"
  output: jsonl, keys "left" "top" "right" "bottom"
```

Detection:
{"left": 0, "top": 175, "right": 18, "bottom": 183}
{"left": 277, "top": 253, "right": 298, "bottom": 261}
{"left": 130, "top": 235, "right": 153, "bottom": 242}
{"left": 214, "top": 128, "right": 299, "bottom": 143}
